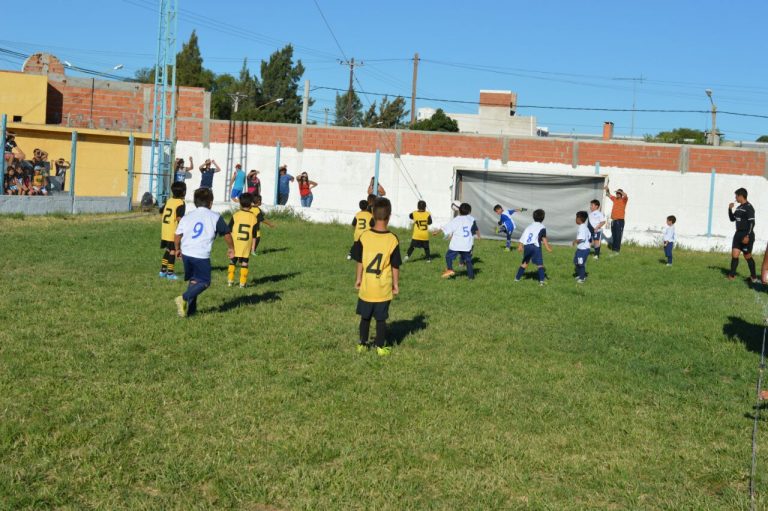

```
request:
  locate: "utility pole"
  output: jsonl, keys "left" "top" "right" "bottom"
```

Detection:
{"left": 339, "top": 58, "right": 363, "bottom": 124}
{"left": 411, "top": 52, "right": 419, "bottom": 126}
{"left": 227, "top": 92, "right": 248, "bottom": 114}
{"left": 612, "top": 75, "right": 644, "bottom": 138}
{"left": 301, "top": 79, "right": 310, "bottom": 126}
{"left": 324, "top": 108, "right": 329, "bottom": 126}
{"left": 705, "top": 89, "right": 719, "bottom": 146}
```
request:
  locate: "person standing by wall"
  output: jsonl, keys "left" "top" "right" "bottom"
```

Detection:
{"left": 728, "top": 187, "right": 757, "bottom": 282}
{"left": 605, "top": 186, "right": 628, "bottom": 253}
{"left": 174, "top": 157, "right": 193, "bottom": 183}
{"left": 277, "top": 165, "right": 294, "bottom": 205}
{"left": 199, "top": 159, "right": 220, "bottom": 190}
{"left": 246, "top": 170, "right": 261, "bottom": 197}
{"left": 297, "top": 172, "right": 318, "bottom": 207}
{"left": 230, "top": 163, "right": 246, "bottom": 202}
{"left": 367, "top": 176, "right": 386, "bottom": 197}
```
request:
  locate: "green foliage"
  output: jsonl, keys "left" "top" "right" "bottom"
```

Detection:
{"left": 647, "top": 127, "right": 707, "bottom": 144}
{"left": 756, "top": 135, "right": 768, "bottom": 143}
{"left": 133, "top": 67, "right": 154, "bottom": 84}
{"left": 334, "top": 89, "right": 364, "bottom": 127}
{"left": 0, "top": 214, "right": 764, "bottom": 509}
{"left": 411, "top": 108, "right": 459, "bottom": 132}
{"left": 254, "top": 45, "right": 308, "bottom": 123}
{"left": 362, "top": 96, "right": 409, "bottom": 128}
{"left": 175, "top": 30, "right": 214, "bottom": 89}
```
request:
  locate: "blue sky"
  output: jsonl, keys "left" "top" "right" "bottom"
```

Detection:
{"left": 2, "top": 0, "right": 767, "bottom": 139}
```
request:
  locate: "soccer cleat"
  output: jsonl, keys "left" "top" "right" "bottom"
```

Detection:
{"left": 158, "top": 271, "right": 166, "bottom": 278}
{"left": 666, "top": 264, "right": 672, "bottom": 267}
{"left": 166, "top": 274, "right": 178, "bottom": 281}
{"left": 356, "top": 343, "right": 368, "bottom": 353}
{"left": 514, "top": 278, "right": 521, "bottom": 282}
{"left": 174, "top": 296, "right": 187, "bottom": 318}
{"left": 441, "top": 269, "right": 456, "bottom": 278}
{"left": 539, "top": 281, "right": 545, "bottom": 287}
{"left": 751, "top": 277, "right": 760, "bottom": 284}
{"left": 404, "top": 255, "right": 409, "bottom": 262}
{"left": 346, "top": 254, "right": 351, "bottom": 260}
{"left": 727, "top": 274, "right": 736, "bottom": 281}
{"left": 504, "top": 247, "right": 511, "bottom": 252}
{"left": 426, "top": 258, "right": 432, "bottom": 263}
{"left": 576, "top": 278, "right": 585, "bottom": 284}
{"left": 593, "top": 255, "right": 599, "bottom": 260}
{"left": 239, "top": 283, "right": 246, "bottom": 288}
{"left": 227, "top": 280, "right": 234, "bottom": 287}
{"left": 376, "top": 346, "right": 392, "bottom": 357}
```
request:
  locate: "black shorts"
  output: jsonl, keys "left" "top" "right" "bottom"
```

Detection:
{"left": 409, "top": 239, "right": 430, "bottom": 249}
{"left": 356, "top": 299, "right": 390, "bottom": 321}
{"left": 733, "top": 232, "right": 755, "bottom": 253}
{"left": 230, "top": 257, "right": 249, "bottom": 265}
{"left": 160, "top": 240, "right": 175, "bottom": 250}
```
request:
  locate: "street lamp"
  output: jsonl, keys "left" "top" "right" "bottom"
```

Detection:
{"left": 705, "top": 88, "right": 719, "bottom": 146}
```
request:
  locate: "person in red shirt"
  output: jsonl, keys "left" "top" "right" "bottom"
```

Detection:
{"left": 605, "top": 186, "right": 628, "bottom": 253}
{"left": 297, "top": 171, "right": 318, "bottom": 207}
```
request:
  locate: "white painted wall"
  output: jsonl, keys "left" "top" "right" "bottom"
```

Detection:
{"left": 171, "top": 140, "right": 768, "bottom": 253}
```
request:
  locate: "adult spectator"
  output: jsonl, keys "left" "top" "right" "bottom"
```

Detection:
{"left": 52, "top": 158, "right": 70, "bottom": 192}
{"left": 277, "top": 165, "right": 294, "bottom": 205}
{"left": 230, "top": 163, "right": 246, "bottom": 202}
{"left": 199, "top": 159, "right": 220, "bottom": 190}
{"left": 174, "top": 157, "right": 193, "bottom": 183}
{"left": 367, "top": 176, "right": 386, "bottom": 197}
{"left": 605, "top": 186, "right": 628, "bottom": 253}
{"left": 246, "top": 169, "right": 261, "bottom": 197}
{"left": 4, "top": 132, "right": 25, "bottom": 165}
{"left": 728, "top": 187, "right": 757, "bottom": 282}
{"left": 297, "top": 171, "right": 318, "bottom": 207}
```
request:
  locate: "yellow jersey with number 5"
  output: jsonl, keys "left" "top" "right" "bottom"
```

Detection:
{"left": 410, "top": 210, "right": 432, "bottom": 241}
{"left": 229, "top": 209, "right": 258, "bottom": 258}
{"left": 353, "top": 230, "right": 401, "bottom": 302}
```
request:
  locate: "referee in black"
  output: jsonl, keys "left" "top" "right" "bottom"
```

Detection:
{"left": 728, "top": 187, "right": 757, "bottom": 282}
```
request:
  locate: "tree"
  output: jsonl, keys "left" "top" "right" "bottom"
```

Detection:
{"left": 134, "top": 67, "right": 154, "bottom": 83}
{"left": 210, "top": 73, "right": 237, "bottom": 120}
{"left": 646, "top": 128, "right": 707, "bottom": 145}
{"left": 411, "top": 108, "right": 459, "bottom": 132}
{"left": 176, "top": 30, "right": 213, "bottom": 89}
{"left": 334, "top": 90, "right": 363, "bottom": 127}
{"left": 254, "top": 45, "right": 308, "bottom": 123}
{"left": 757, "top": 135, "right": 768, "bottom": 143}
{"left": 362, "top": 96, "right": 409, "bottom": 128}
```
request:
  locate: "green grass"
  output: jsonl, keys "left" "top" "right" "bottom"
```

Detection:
{"left": 1, "top": 213, "right": 767, "bottom": 509}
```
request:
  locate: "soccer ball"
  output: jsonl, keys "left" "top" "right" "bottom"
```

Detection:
{"left": 451, "top": 200, "right": 461, "bottom": 212}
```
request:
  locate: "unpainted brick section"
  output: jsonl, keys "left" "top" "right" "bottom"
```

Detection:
{"left": 688, "top": 148, "right": 766, "bottom": 175}
{"left": 578, "top": 142, "right": 680, "bottom": 171}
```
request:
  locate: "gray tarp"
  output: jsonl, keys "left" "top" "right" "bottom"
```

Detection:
{"left": 456, "top": 170, "right": 606, "bottom": 245}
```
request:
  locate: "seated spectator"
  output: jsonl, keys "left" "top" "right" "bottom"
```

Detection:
{"left": 4, "top": 132, "right": 25, "bottom": 165}
{"left": 30, "top": 166, "right": 48, "bottom": 196}
{"left": 4, "top": 166, "right": 20, "bottom": 195}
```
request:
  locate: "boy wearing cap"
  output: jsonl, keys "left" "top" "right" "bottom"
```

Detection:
{"left": 30, "top": 167, "right": 47, "bottom": 195}
{"left": 230, "top": 163, "right": 246, "bottom": 202}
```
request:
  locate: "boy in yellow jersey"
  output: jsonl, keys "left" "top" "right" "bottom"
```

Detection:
{"left": 250, "top": 195, "right": 275, "bottom": 255}
{"left": 347, "top": 199, "right": 373, "bottom": 260}
{"left": 351, "top": 197, "right": 401, "bottom": 356}
{"left": 159, "top": 181, "right": 187, "bottom": 280}
{"left": 405, "top": 200, "right": 432, "bottom": 262}
{"left": 227, "top": 193, "right": 258, "bottom": 288}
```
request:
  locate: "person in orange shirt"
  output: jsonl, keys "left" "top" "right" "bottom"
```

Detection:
{"left": 605, "top": 186, "right": 628, "bottom": 253}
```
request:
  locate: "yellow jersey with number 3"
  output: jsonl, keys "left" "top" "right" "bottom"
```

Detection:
{"left": 229, "top": 209, "right": 258, "bottom": 258}
{"left": 353, "top": 230, "right": 401, "bottom": 302}
{"left": 161, "top": 198, "right": 186, "bottom": 241}
{"left": 353, "top": 210, "right": 373, "bottom": 241}
{"left": 410, "top": 210, "right": 432, "bottom": 241}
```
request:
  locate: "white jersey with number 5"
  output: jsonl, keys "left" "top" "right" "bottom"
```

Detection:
{"left": 519, "top": 222, "right": 547, "bottom": 247}
{"left": 176, "top": 207, "right": 229, "bottom": 259}
{"left": 442, "top": 214, "right": 477, "bottom": 252}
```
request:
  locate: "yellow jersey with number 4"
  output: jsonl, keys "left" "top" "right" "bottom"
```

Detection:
{"left": 228, "top": 209, "right": 258, "bottom": 258}
{"left": 353, "top": 229, "right": 401, "bottom": 302}
{"left": 161, "top": 198, "right": 186, "bottom": 242}
{"left": 410, "top": 210, "right": 432, "bottom": 241}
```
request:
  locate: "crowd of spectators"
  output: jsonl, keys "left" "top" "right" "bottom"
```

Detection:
{"left": 3, "top": 132, "right": 69, "bottom": 196}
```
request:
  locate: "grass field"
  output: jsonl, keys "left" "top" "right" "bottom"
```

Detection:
{"left": 1, "top": 211, "right": 768, "bottom": 510}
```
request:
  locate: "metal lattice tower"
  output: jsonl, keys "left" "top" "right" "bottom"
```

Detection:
{"left": 149, "top": 0, "right": 178, "bottom": 205}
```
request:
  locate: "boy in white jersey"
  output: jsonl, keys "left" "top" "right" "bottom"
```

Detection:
{"left": 572, "top": 211, "right": 591, "bottom": 284}
{"left": 174, "top": 188, "right": 235, "bottom": 317}
{"left": 437, "top": 202, "right": 480, "bottom": 279}
{"left": 663, "top": 215, "right": 676, "bottom": 266}
{"left": 515, "top": 208, "right": 553, "bottom": 285}
{"left": 588, "top": 199, "right": 606, "bottom": 259}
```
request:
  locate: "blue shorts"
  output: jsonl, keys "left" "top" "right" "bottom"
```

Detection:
{"left": 573, "top": 248, "right": 590, "bottom": 266}
{"left": 182, "top": 255, "right": 211, "bottom": 285}
{"left": 230, "top": 188, "right": 242, "bottom": 200}
{"left": 522, "top": 244, "right": 543, "bottom": 266}
{"left": 591, "top": 231, "right": 601, "bottom": 241}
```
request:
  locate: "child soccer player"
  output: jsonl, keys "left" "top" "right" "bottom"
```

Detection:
{"left": 159, "top": 181, "right": 187, "bottom": 280}
{"left": 573, "top": 210, "right": 591, "bottom": 284}
{"left": 515, "top": 209, "right": 553, "bottom": 286}
{"left": 588, "top": 199, "right": 606, "bottom": 259}
{"left": 438, "top": 202, "right": 480, "bottom": 279}
{"left": 493, "top": 204, "right": 527, "bottom": 251}
{"left": 174, "top": 188, "right": 235, "bottom": 317}
{"left": 250, "top": 195, "right": 275, "bottom": 255}
{"left": 228, "top": 193, "right": 258, "bottom": 287}
{"left": 348, "top": 199, "right": 373, "bottom": 260}
{"left": 405, "top": 200, "right": 432, "bottom": 262}
{"left": 351, "top": 197, "right": 401, "bottom": 356}
{"left": 663, "top": 215, "right": 676, "bottom": 266}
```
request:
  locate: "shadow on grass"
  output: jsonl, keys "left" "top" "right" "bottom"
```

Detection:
{"left": 389, "top": 313, "right": 428, "bottom": 346}
{"left": 250, "top": 272, "right": 301, "bottom": 286}
{"left": 707, "top": 265, "right": 730, "bottom": 277}
{"left": 209, "top": 291, "right": 282, "bottom": 313}
{"left": 258, "top": 247, "right": 289, "bottom": 255}
{"left": 723, "top": 316, "right": 766, "bottom": 354}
